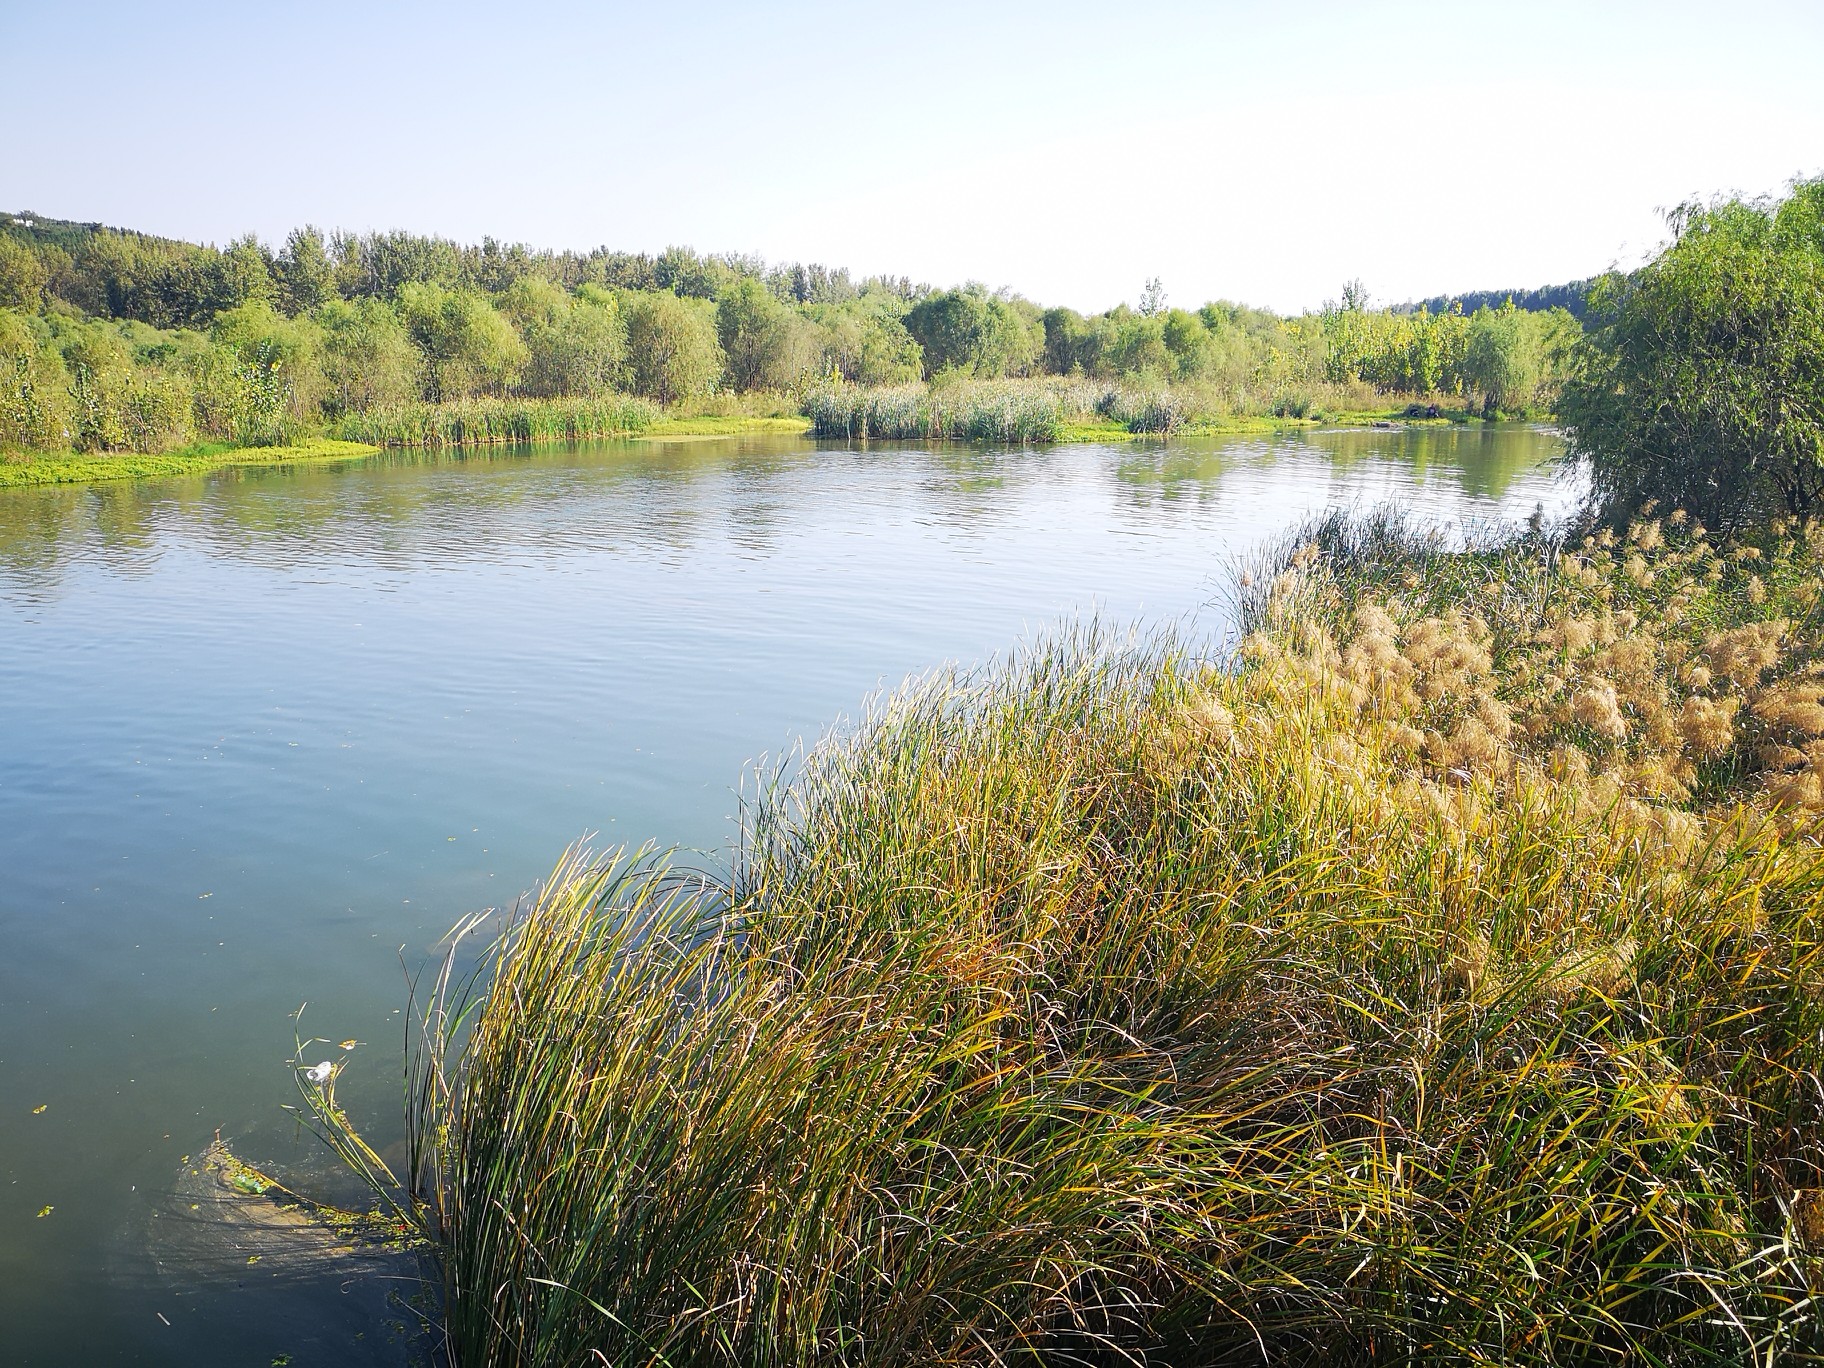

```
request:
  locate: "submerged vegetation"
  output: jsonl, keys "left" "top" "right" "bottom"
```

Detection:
{"left": 302, "top": 503, "right": 1824, "bottom": 1366}
{"left": 1, "top": 209, "right": 1584, "bottom": 468}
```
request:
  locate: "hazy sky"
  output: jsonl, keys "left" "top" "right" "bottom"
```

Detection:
{"left": 5, "top": 0, "right": 1821, "bottom": 313}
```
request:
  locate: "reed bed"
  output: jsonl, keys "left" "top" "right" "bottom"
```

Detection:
{"left": 1095, "top": 386, "right": 1187, "bottom": 434}
{"left": 331, "top": 395, "right": 658, "bottom": 448}
{"left": 314, "top": 511, "right": 1824, "bottom": 1367}
{"left": 803, "top": 380, "right": 1109, "bottom": 442}
{"left": 803, "top": 378, "right": 1407, "bottom": 440}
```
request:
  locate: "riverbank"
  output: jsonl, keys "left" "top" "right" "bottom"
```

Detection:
{"left": 1052, "top": 406, "right": 1492, "bottom": 442}
{"left": 312, "top": 507, "right": 1823, "bottom": 1368}
{"left": 803, "top": 379, "right": 1530, "bottom": 443}
{"left": 641, "top": 414, "right": 811, "bottom": 438}
{"left": 0, "top": 403, "right": 1517, "bottom": 493}
{"left": 0, "top": 438, "right": 380, "bottom": 490}
{"left": 0, "top": 417, "right": 821, "bottom": 492}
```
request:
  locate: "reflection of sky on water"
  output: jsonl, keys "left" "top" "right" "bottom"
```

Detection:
{"left": 0, "top": 428, "right": 1574, "bottom": 597}
{"left": 0, "top": 428, "right": 1574, "bottom": 1366}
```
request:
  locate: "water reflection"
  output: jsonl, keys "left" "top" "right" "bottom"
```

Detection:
{"left": 0, "top": 427, "right": 1574, "bottom": 1366}
{"left": 0, "top": 428, "right": 1572, "bottom": 598}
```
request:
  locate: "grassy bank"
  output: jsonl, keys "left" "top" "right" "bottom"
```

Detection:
{"left": 642, "top": 414, "right": 811, "bottom": 438}
{"left": 329, "top": 394, "right": 814, "bottom": 448}
{"left": 0, "top": 437, "right": 378, "bottom": 489}
{"left": 0, "top": 407, "right": 813, "bottom": 492}
{"left": 804, "top": 378, "right": 1527, "bottom": 444}
{"left": 307, "top": 509, "right": 1824, "bottom": 1366}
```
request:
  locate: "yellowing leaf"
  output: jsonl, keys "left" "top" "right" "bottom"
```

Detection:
{"left": 31, "top": 1104, "right": 46, "bottom": 1114}
{"left": 36, "top": 1206, "right": 52, "bottom": 1218}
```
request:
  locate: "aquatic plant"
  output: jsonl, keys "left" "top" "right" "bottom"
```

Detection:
{"left": 1243, "top": 505, "right": 1824, "bottom": 825}
{"left": 1095, "top": 384, "right": 1186, "bottom": 434}
{"left": 304, "top": 510, "right": 1824, "bottom": 1366}
{"left": 802, "top": 379, "right": 1098, "bottom": 443}
{"left": 330, "top": 395, "right": 658, "bottom": 448}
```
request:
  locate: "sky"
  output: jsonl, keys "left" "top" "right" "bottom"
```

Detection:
{"left": 4, "top": 0, "right": 1822, "bottom": 314}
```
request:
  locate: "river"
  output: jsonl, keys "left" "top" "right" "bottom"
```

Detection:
{"left": 0, "top": 425, "right": 1574, "bottom": 1365}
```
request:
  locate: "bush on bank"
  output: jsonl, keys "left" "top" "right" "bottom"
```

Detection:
{"left": 1562, "top": 178, "right": 1824, "bottom": 529}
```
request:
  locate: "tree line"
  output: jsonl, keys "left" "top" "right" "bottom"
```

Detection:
{"left": 0, "top": 210, "right": 1582, "bottom": 454}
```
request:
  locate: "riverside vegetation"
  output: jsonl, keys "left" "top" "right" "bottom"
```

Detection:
{"left": 305, "top": 504, "right": 1824, "bottom": 1367}
{"left": 244, "top": 176, "right": 1824, "bottom": 1363}
{"left": 1, "top": 210, "right": 1583, "bottom": 484}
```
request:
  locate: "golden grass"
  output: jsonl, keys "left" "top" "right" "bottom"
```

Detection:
{"left": 307, "top": 510, "right": 1824, "bottom": 1366}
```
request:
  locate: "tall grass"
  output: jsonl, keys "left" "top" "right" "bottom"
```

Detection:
{"left": 803, "top": 376, "right": 1422, "bottom": 440}
{"left": 1095, "top": 385, "right": 1186, "bottom": 434}
{"left": 332, "top": 395, "right": 658, "bottom": 448}
{"left": 310, "top": 513, "right": 1824, "bottom": 1366}
{"left": 803, "top": 379, "right": 1107, "bottom": 442}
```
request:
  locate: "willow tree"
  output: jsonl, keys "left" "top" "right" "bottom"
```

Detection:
{"left": 624, "top": 291, "right": 723, "bottom": 407}
{"left": 396, "top": 284, "right": 527, "bottom": 401}
{"left": 1562, "top": 179, "right": 1824, "bottom": 527}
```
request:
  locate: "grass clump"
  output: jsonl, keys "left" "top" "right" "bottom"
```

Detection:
{"left": 1249, "top": 505, "right": 1824, "bottom": 825}
{"left": 312, "top": 513, "right": 1824, "bottom": 1366}
{"left": 802, "top": 378, "right": 1092, "bottom": 443}
{"left": 331, "top": 395, "right": 659, "bottom": 447}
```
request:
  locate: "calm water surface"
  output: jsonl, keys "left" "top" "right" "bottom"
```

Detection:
{"left": 0, "top": 427, "right": 1574, "bottom": 1365}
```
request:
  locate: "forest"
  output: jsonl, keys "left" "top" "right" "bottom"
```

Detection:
{"left": 0, "top": 211, "right": 1580, "bottom": 456}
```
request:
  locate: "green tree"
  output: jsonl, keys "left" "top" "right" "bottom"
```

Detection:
{"left": 1041, "top": 308, "right": 1094, "bottom": 375}
{"left": 0, "top": 236, "right": 49, "bottom": 311}
{"left": 1561, "top": 182, "right": 1824, "bottom": 525}
{"left": 53, "top": 320, "right": 136, "bottom": 450}
{"left": 718, "top": 278, "right": 815, "bottom": 391}
{"left": 1100, "top": 308, "right": 1170, "bottom": 379}
{"left": 275, "top": 226, "right": 336, "bottom": 316}
{"left": 497, "top": 276, "right": 569, "bottom": 333}
{"left": 655, "top": 247, "right": 737, "bottom": 300}
{"left": 397, "top": 284, "right": 528, "bottom": 401}
{"left": 808, "top": 298, "right": 922, "bottom": 385}
{"left": 903, "top": 287, "right": 1036, "bottom": 378}
{"left": 211, "top": 300, "right": 324, "bottom": 419}
{"left": 1160, "top": 309, "right": 1213, "bottom": 380}
{"left": 1462, "top": 302, "right": 1534, "bottom": 412}
{"left": 331, "top": 230, "right": 466, "bottom": 300}
{"left": 624, "top": 291, "right": 724, "bottom": 407}
{"left": 0, "top": 309, "right": 72, "bottom": 449}
{"left": 504, "top": 280, "right": 627, "bottom": 398}
{"left": 854, "top": 318, "right": 922, "bottom": 385}
{"left": 316, "top": 298, "right": 419, "bottom": 414}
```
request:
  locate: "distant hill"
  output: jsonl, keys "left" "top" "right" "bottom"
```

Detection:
{"left": 0, "top": 210, "right": 192, "bottom": 254}
{"left": 1398, "top": 280, "right": 1594, "bottom": 320}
